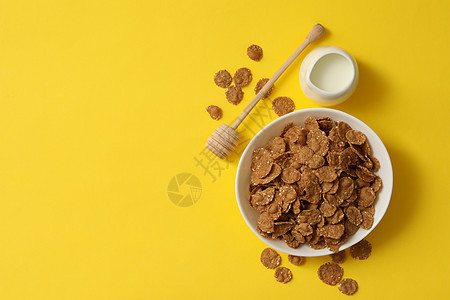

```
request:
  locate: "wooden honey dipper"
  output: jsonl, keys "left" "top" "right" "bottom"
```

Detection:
{"left": 206, "top": 24, "right": 325, "bottom": 159}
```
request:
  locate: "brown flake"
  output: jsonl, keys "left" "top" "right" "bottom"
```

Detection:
{"left": 320, "top": 224, "right": 345, "bottom": 239}
{"left": 272, "top": 97, "right": 295, "bottom": 116}
{"left": 254, "top": 78, "right": 273, "bottom": 99}
{"left": 213, "top": 69, "right": 232, "bottom": 88}
{"left": 206, "top": 105, "right": 222, "bottom": 120}
{"left": 306, "top": 129, "right": 329, "bottom": 156}
{"left": 337, "top": 121, "right": 352, "bottom": 142}
{"left": 350, "top": 239, "right": 372, "bottom": 260}
{"left": 320, "top": 201, "right": 337, "bottom": 217}
{"left": 288, "top": 255, "right": 304, "bottom": 265}
{"left": 247, "top": 44, "right": 263, "bottom": 61}
{"left": 260, "top": 248, "right": 281, "bottom": 269}
{"left": 258, "top": 212, "right": 275, "bottom": 233}
{"left": 305, "top": 116, "right": 320, "bottom": 131}
{"left": 345, "top": 206, "right": 363, "bottom": 226}
{"left": 339, "top": 278, "right": 358, "bottom": 295}
{"left": 233, "top": 67, "right": 252, "bottom": 87}
{"left": 330, "top": 250, "right": 346, "bottom": 264}
{"left": 371, "top": 176, "right": 383, "bottom": 192}
{"left": 326, "top": 208, "right": 344, "bottom": 225}
{"left": 317, "top": 262, "right": 344, "bottom": 286}
{"left": 358, "top": 187, "right": 376, "bottom": 207}
{"left": 345, "top": 130, "right": 367, "bottom": 145}
{"left": 225, "top": 85, "right": 244, "bottom": 105}
{"left": 274, "top": 267, "right": 292, "bottom": 283}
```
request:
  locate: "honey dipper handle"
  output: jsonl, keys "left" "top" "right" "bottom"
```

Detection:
{"left": 231, "top": 23, "right": 325, "bottom": 130}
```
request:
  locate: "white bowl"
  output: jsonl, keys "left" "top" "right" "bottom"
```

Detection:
{"left": 235, "top": 108, "right": 393, "bottom": 256}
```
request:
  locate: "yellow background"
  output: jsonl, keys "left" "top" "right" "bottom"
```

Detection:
{"left": 0, "top": 0, "right": 449, "bottom": 299}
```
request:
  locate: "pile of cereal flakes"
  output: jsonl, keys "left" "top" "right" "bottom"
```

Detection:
{"left": 260, "top": 239, "right": 372, "bottom": 295}
{"left": 249, "top": 116, "right": 382, "bottom": 253}
{"left": 207, "top": 44, "right": 296, "bottom": 121}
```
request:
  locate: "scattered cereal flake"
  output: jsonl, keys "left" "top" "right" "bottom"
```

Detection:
{"left": 339, "top": 278, "right": 358, "bottom": 295}
{"left": 345, "top": 206, "right": 363, "bottom": 226}
{"left": 254, "top": 78, "right": 273, "bottom": 99}
{"left": 274, "top": 267, "right": 292, "bottom": 283}
{"left": 233, "top": 67, "right": 252, "bottom": 87}
{"left": 317, "top": 262, "right": 343, "bottom": 286}
{"left": 260, "top": 248, "right": 281, "bottom": 269}
{"left": 330, "top": 250, "right": 346, "bottom": 264}
{"left": 346, "top": 130, "right": 367, "bottom": 145}
{"left": 206, "top": 105, "right": 222, "bottom": 120}
{"left": 213, "top": 69, "right": 232, "bottom": 88}
{"left": 288, "top": 255, "right": 305, "bottom": 265}
{"left": 272, "top": 97, "right": 295, "bottom": 116}
{"left": 306, "top": 129, "right": 329, "bottom": 156}
{"left": 281, "top": 167, "right": 301, "bottom": 184}
{"left": 350, "top": 239, "right": 372, "bottom": 260}
{"left": 357, "top": 187, "right": 376, "bottom": 207}
{"left": 225, "top": 85, "right": 244, "bottom": 105}
{"left": 247, "top": 44, "right": 263, "bottom": 61}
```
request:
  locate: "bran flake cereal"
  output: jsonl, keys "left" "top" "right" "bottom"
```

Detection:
{"left": 225, "top": 85, "right": 244, "bottom": 105}
{"left": 249, "top": 116, "right": 383, "bottom": 252}
{"left": 213, "top": 69, "right": 232, "bottom": 88}
{"left": 274, "top": 267, "right": 292, "bottom": 283}
{"left": 350, "top": 239, "right": 372, "bottom": 260}
{"left": 254, "top": 78, "right": 273, "bottom": 99}
{"left": 260, "top": 248, "right": 281, "bottom": 269}
{"left": 288, "top": 255, "right": 305, "bottom": 265}
{"left": 206, "top": 105, "right": 222, "bottom": 120}
{"left": 272, "top": 97, "right": 295, "bottom": 116}
{"left": 317, "top": 262, "right": 343, "bottom": 286}
{"left": 330, "top": 250, "right": 346, "bottom": 264}
{"left": 339, "top": 278, "right": 358, "bottom": 295}
{"left": 247, "top": 44, "right": 263, "bottom": 61}
{"left": 233, "top": 67, "right": 252, "bottom": 87}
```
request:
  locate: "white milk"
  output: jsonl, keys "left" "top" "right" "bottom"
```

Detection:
{"left": 309, "top": 53, "right": 354, "bottom": 93}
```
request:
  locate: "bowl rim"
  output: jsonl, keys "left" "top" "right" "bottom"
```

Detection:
{"left": 235, "top": 108, "right": 393, "bottom": 256}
